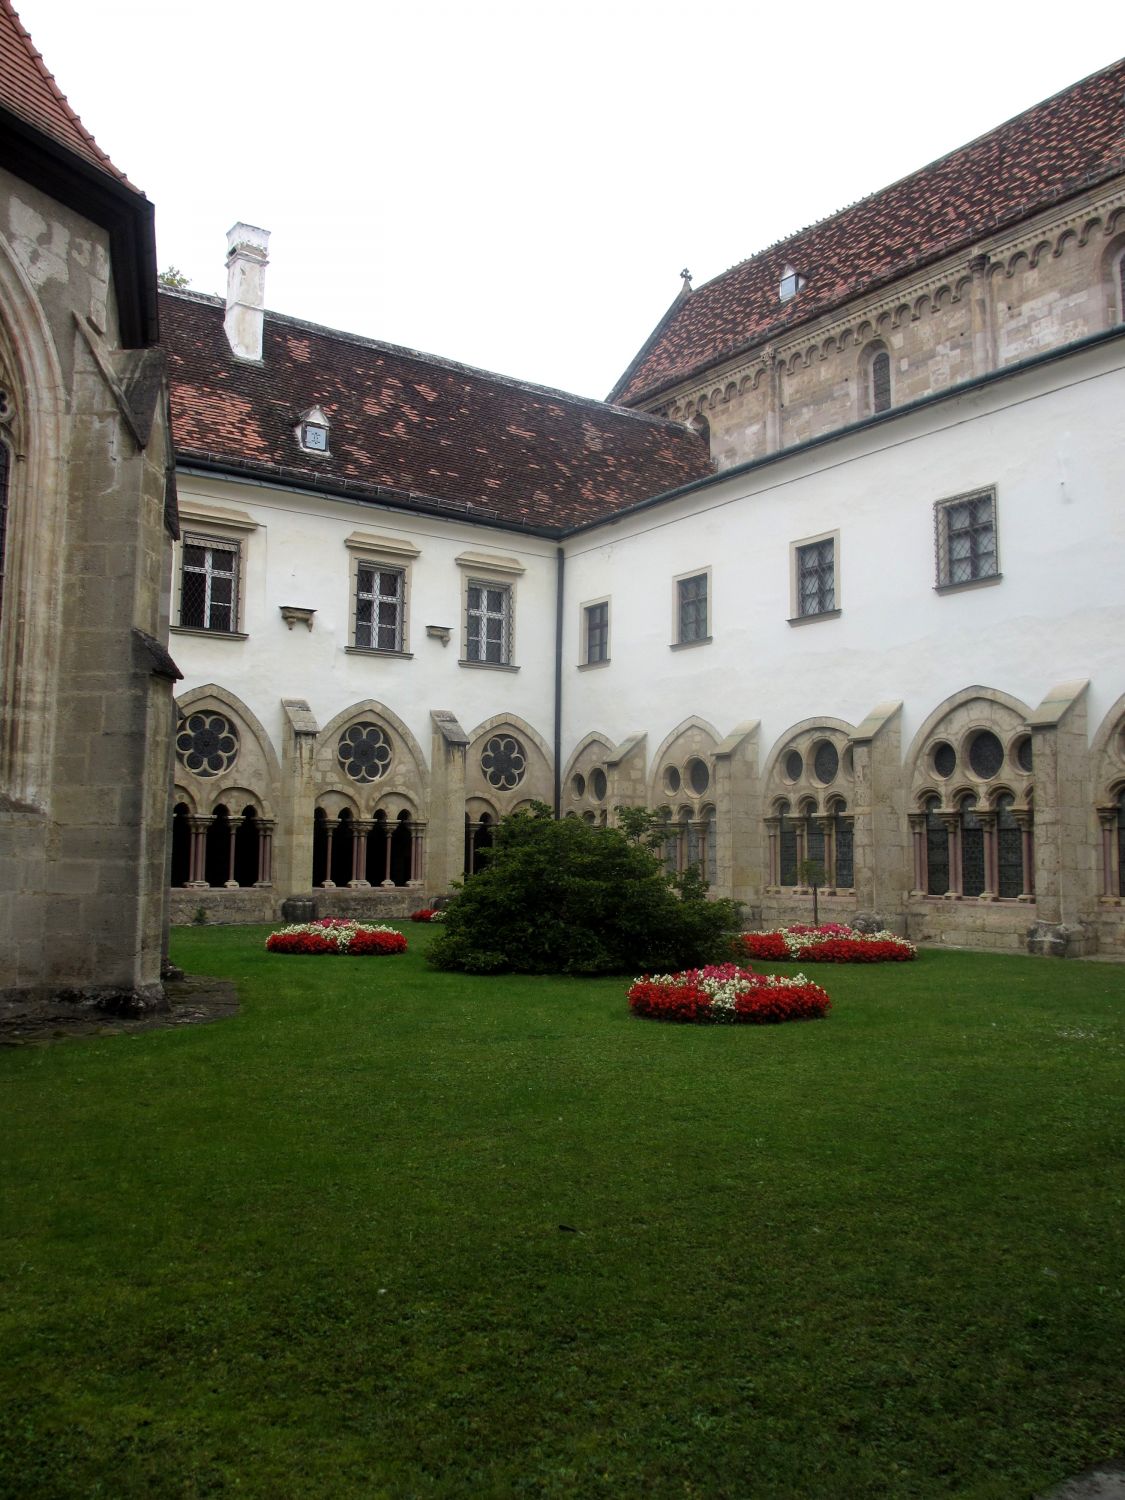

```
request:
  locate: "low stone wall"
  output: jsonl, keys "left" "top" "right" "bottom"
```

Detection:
{"left": 1091, "top": 904, "right": 1125, "bottom": 957}
{"left": 169, "top": 887, "right": 440, "bottom": 926}
{"left": 904, "top": 896, "right": 1036, "bottom": 953}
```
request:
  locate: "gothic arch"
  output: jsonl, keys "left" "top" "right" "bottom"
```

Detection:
{"left": 465, "top": 713, "right": 552, "bottom": 811}
{"left": 904, "top": 686, "right": 1033, "bottom": 783}
{"left": 314, "top": 698, "right": 429, "bottom": 817}
{"left": 1091, "top": 692, "right": 1125, "bottom": 803}
{"left": 174, "top": 685, "right": 281, "bottom": 817}
{"left": 562, "top": 731, "right": 615, "bottom": 818}
{"left": 0, "top": 231, "right": 67, "bottom": 807}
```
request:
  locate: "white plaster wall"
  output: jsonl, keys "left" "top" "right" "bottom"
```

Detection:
{"left": 561, "top": 339, "right": 1125, "bottom": 768}
{"left": 171, "top": 483, "right": 559, "bottom": 763}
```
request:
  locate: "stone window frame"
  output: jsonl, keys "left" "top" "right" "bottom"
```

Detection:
{"left": 933, "top": 486, "right": 1001, "bottom": 593}
{"left": 910, "top": 777, "right": 1034, "bottom": 902}
{"left": 579, "top": 596, "right": 610, "bottom": 669}
{"left": 455, "top": 550, "right": 525, "bottom": 672}
{"left": 671, "top": 566, "right": 712, "bottom": 649}
{"left": 764, "top": 727, "right": 855, "bottom": 892}
{"left": 172, "top": 502, "right": 258, "bottom": 640}
{"left": 788, "top": 529, "right": 841, "bottom": 624}
{"left": 343, "top": 530, "right": 420, "bottom": 659}
{"left": 859, "top": 339, "right": 893, "bottom": 418}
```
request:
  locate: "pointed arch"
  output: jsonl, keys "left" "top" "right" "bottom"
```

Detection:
{"left": 174, "top": 684, "right": 281, "bottom": 816}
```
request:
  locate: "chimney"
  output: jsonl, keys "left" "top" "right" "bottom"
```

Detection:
{"left": 224, "top": 222, "right": 270, "bottom": 361}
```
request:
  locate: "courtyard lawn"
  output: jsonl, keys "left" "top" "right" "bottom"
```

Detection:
{"left": 1, "top": 931, "right": 1123, "bottom": 1500}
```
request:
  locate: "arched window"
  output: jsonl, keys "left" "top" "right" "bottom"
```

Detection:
{"left": 204, "top": 805, "right": 231, "bottom": 888}
{"left": 832, "top": 803, "right": 854, "bottom": 889}
{"left": 233, "top": 805, "right": 260, "bottom": 887}
{"left": 960, "top": 796, "right": 985, "bottom": 898}
{"left": 803, "top": 803, "right": 825, "bottom": 880}
{"left": 331, "top": 808, "right": 354, "bottom": 887}
{"left": 995, "top": 794, "right": 1023, "bottom": 899}
{"left": 171, "top": 802, "right": 192, "bottom": 887}
{"left": 778, "top": 801, "right": 797, "bottom": 886}
{"left": 692, "top": 412, "right": 710, "bottom": 450}
{"left": 871, "top": 349, "right": 891, "bottom": 414}
{"left": 1119, "top": 254, "right": 1125, "bottom": 325}
{"left": 1118, "top": 789, "right": 1125, "bottom": 897}
{"left": 925, "top": 796, "right": 949, "bottom": 895}
{"left": 702, "top": 806, "right": 718, "bottom": 886}
{"left": 0, "top": 439, "right": 9, "bottom": 623}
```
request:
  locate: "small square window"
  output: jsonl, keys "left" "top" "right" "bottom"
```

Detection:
{"left": 179, "top": 534, "right": 240, "bottom": 632}
{"left": 466, "top": 580, "right": 512, "bottom": 665}
{"left": 675, "top": 571, "right": 710, "bottom": 646}
{"left": 583, "top": 600, "right": 609, "bottom": 665}
{"left": 301, "top": 422, "right": 328, "bottom": 452}
{"left": 935, "top": 488, "right": 998, "bottom": 589}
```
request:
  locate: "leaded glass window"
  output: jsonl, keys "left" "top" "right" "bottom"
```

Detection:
{"left": 1016, "top": 737, "right": 1033, "bottom": 773}
{"left": 871, "top": 350, "right": 891, "bottom": 414}
{"left": 936, "top": 490, "right": 997, "bottom": 587}
{"left": 996, "top": 795, "right": 1022, "bottom": 899}
{"left": 338, "top": 722, "right": 392, "bottom": 783}
{"left": 925, "top": 797, "right": 948, "bottom": 895}
{"left": 933, "top": 742, "right": 956, "bottom": 778}
{"left": 688, "top": 758, "right": 710, "bottom": 795}
{"left": 584, "top": 601, "right": 609, "bottom": 664}
{"left": 779, "top": 805, "right": 797, "bottom": 886}
{"left": 968, "top": 730, "right": 1004, "bottom": 779}
{"left": 180, "top": 535, "right": 239, "bottom": 632}
{"left": 1118, "top": 790, "right": 1125, "bottom": 898}
{"left": 784, "top": 750, "right": 803, "bottom": 782}
{"left": 466, "top": 581, "right": 512, "bottom": 664}
{"left": 0, "top": 440, "right": 9, "bottom": 623}
{"left": 961, "top": 796, "right": 985, "bottom": 897}
{"left": 704, "top": 807, "right": 718, "bottom": 885}
{"left": 814, "top": 741, "right": 839, "bottom": 784}
{"left": 805, "top": 815, "right": 825, "bottom": 877}
{"left": 797, "top": 538, "right": 835, "bottom": 616}
{"left": 176, "top": 712, "right": 239, "bottom": 777}
{"left": 677, "top": 573, "right": 708, "bottom": 643}
{"left": 355, "top": 564, "right": 405, "bottom": 652}
{"left": 834, "top": 813, "right": 854, "bottom": 889}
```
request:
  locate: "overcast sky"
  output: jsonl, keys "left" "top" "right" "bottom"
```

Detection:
{"left": 14, "top": 0, "right": 1120, "bottom": 397}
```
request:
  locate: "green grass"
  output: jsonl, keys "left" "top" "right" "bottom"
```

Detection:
{"left": 1, "top": 929, "right": 1123, "bottom": 1499}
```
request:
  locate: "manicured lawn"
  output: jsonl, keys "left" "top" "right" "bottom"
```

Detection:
{"left": 2, "top": 929, "right": 1123, "bottom": 1499}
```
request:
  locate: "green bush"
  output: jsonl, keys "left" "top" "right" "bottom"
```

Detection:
{"left": 427, "top": 804, "right": 740, "bottom": 975}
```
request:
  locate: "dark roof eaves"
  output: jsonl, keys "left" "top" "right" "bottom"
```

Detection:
{"left": 566, "top": 323, "right": 1125, "bottom": 537}
{"left": 174, "top": 451, "right": 569, "bottom": 539}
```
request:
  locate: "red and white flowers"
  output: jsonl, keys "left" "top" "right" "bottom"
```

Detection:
{"left": 265, "top": 917, "right": 407, "bottom": 955}
{"left": 734, "top": 924, "right": 916, "bottom": 963}
{"left": 627, "top": 963, "right": 831, "bottom": 1024}
{"left": 409, "top": 908, "right": 444, "bottom": 923}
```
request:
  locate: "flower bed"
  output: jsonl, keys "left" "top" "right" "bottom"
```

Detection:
{"left": 266, "top": 918, "right": 407, "bottom": 955}
{"left": 734, "top": 924, "right": 916, "bottom": 963}
{"left": 627, "top": 963, "right": 831, "bottom": 1024}
{"left": 409, "top": 908, "right": 444, "bottom": 923}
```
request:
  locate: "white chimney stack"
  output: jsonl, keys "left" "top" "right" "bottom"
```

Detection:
{"left": 224, "top": 222, "right": 270, "bottom": 361}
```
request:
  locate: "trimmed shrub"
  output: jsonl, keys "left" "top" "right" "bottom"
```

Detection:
{"left": 428, "top": 804, "right": 740, "bottom": 976}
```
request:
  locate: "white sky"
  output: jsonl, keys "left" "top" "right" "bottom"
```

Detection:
{"left": 13, "top": 0, "right": 1121, "bottom": 397}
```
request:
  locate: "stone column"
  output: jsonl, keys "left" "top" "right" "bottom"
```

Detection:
{"left": 942, "top": 815, "right": 962, "bottom": 898}
{"left": 977, "top": 812, "right": 997, "bottom": 900}
{"left": 713, "top": 722, "right": 760, "bottom": 906}
{"left": 764, "top": 816, "right": 780, "bottom": 889}
{"left": 224, "top": 815, "right": 243, "bottom": 889}
{"left": 968, "top": 252, "right": 997, "bottom": 376}
{"left": 321, "top": 818, "right": 338, "bottom": 889}
{"left": 381, "top": 823, "right": 395, "bottom": 887}
{"left": 1027, "top": 682, "right": 1089, "bottom": 927}
{"left": 908, "top": 814, "right": 926, "bottom": 893}
{"left": 408, "top": 821, "right": 427, "bottom": 888}
{"left": 1015, "top": 812, "right": 1035, "bottom": 900}
{"left": 349, "top": 821, "right": 372, "bottom": 888}
{"left": 816, "top": 816, "right": 835, "bottom": 891}
{"left": 187, "top": 815, "right": 212, "bottom": 887}
{"left": 849, "top": 703, "right": 904, "bottom": 918}
{"left": 429, "top": 710, "right": 469, "bottom": 893}
{"left": 279, "top": 699, "right": 320, "bottom": 897}
{"left": 256, "top": 819, "right": 275, "bottom": 887}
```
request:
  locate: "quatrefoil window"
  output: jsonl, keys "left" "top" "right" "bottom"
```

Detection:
{"left": 176, "top": 712, "right": 239, "bottom": 777}
{"left": 338, "top": 722, "right": 391, "bottom": 782}
{"left": 481, "top": 734, "right": 526, "bottom": 790}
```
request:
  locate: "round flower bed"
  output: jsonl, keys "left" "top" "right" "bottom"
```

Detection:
{"left": 265, "top": 917, "right": 407, "bottom": 955}
{"left": 409, "top": 908, "right": 444, "bottom": 923}
{"left": 627, "top": 963, "right": 831, "bottom": 1024}
{"left": 734, "top": 924, "right": 916, "bottom": 963}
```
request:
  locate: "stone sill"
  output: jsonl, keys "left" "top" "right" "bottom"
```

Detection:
{"left": 171, "top": 626, "right": 248, "bottom": 641}
{"left": 458, "top": 659, "right": 519, "bottom": 672}
{"left": 670, "top": 636, "right": 712, "bottom": 651}
{"left": 934, "top": 572, "right": 1003, "bottom": 596}
{"left": 577, "top": 659, "right": 611, "bottom": 671}
{"left": 345, "top": 646, "right": 414, "bottom": 660}
{"left": 787, "top": 609, "right": 841, "bottom": 627}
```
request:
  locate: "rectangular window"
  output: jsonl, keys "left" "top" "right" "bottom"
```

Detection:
{"left": 355, "top": 563, "right": 405, "bottom": 652}
{"left": 676, "top": 572, "right": 709, "bottom": 645}
{"left": 180, "top": 534, "right": 239, "bottom": 632}
{"left": 466, "top": 581, "right": 512, "bottom": 664}
{"left": 797, "top": 538, "right": 835, "bottom": 617}
{"left": 936, "top": 488, "right": 998, "bottom": 588}
{"left": 583, "top": 600, "right": 609, "bottom": 665}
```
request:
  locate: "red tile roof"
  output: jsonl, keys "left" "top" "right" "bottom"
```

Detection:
{"left": 612, "top": 59, "right": 1125, "bottom": 405}
{"left": 0, "top": 0, "right": 131, "bottom": 183}
{"left": 162, "top": 292, "right": 713, "bottom": 532}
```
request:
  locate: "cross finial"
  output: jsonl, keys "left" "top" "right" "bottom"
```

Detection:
{"left": 680, "top": 267, "right": 692, "bottom": 283}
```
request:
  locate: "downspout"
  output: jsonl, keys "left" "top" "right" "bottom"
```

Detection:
{"left": 553, "top": 545, "right": 564, "bottom": 816}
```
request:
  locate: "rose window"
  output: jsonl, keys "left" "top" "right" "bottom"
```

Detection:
{"left": 338, "top": 722, "right": 392, "bottom": 783}
{"left": 481, "top": 735, "right": 526, "bottom": 790}
{"left": 176, "top": 712, "right": 239, "bottom": 777}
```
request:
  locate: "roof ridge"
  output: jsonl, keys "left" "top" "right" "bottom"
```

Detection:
{"left": 159, "top": 287, "right": 696, "bottom": 435}
{"left": 692, "top": 55, "right": 1125, "bottom": 297}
